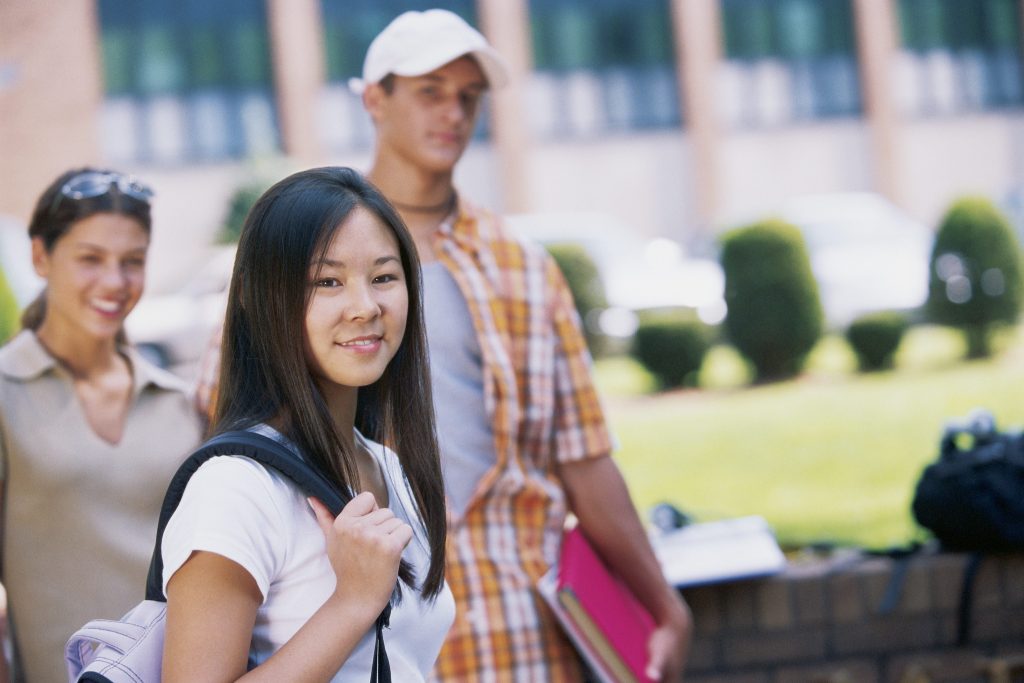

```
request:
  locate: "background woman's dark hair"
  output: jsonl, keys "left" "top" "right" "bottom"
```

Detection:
{"left": 21, "top": 166, "right": 153, "bottom": 333}
{"left": 212, "top": 166, "right": 446, "bottom": 598}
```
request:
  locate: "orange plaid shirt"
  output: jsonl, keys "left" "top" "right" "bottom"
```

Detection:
{"left": 430, "top": 198, "right": 613, "bottom": 682}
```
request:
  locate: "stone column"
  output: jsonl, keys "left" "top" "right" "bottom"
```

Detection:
{"left": 0, "top": 0, "right": 104, "bottom": 220}
{"left": 852, "top": 0, "right": 902, "bottom": 206}
{"left": 476, "top": 0, "right": 533, "bottom": 213}
{"left": 669, "top": 0, "right": 723, "bottom": 232}
{"left": 266, "top": 0, "right": 326, "bottom": 165}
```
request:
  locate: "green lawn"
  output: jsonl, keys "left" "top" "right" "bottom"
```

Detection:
{"left": 597, "top": 325, "right": 1024, "bottom": 551}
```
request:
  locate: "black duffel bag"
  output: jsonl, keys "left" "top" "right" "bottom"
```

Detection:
{"left": 912, "top": 408, "right": 1024, "bottom": 552}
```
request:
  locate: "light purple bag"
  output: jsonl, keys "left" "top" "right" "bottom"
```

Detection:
{"left": 63, "top": 430, "right": 390, "bottom": 683}
{"left": 65, "top": 601, "right": 165, "bottom": 682}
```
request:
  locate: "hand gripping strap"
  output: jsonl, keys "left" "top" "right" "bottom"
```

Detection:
{"left": 141, "top": 430, "right": 391, "bottom": 682}
{"left": 144, "top": 430, "right": 348, "bottom": 602}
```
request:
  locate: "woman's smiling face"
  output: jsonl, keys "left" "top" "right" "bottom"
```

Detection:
{"left": 303, "top": 206, "right": 409, "bottom": 401}
{"left": 32, "top": 212, "right": 149, "bottom": 341}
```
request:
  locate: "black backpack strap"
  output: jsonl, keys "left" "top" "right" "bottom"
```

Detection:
{"left": 956, "top": 552, "right": 984, "bottom": 646}
{"left": 145, "top": 430, "right": 350, "bottom": 601}
{"left": 870, "top": 543, "right": 924, "bottom": 614}
{"left": 144, "top": 430, "right": 393, "bottom": 681}
{"left": 372, "top": 604, "right": 392, "bottom": 683}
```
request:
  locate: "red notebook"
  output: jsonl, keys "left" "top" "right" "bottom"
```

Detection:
{"left": 539, "top": 526, "right": 656, "bottom": 683}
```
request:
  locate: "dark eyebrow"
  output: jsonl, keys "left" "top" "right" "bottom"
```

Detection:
{"left": 417, "top": 74, "right": 486, "bottom": 92}
{"left": 73, "top": 241, "right": 147, "bottom": 255}
{"left": 317, "top": 255, "right": 401, "bottom": 268}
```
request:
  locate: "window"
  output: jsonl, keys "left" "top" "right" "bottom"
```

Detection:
{"left": 895, "top": 0, "right": 1023, "bottom": 115}
{"left": 318, "top": 0, "right": 487, "bottom": 152}
{"left": 527, "top": 0, "right": 680, "bottom": 138}
{"left": 98, "top": 0, "right": 279, "bottom": 164}
{"left": 719, "top": 0, "right": 861, "bottom": 127}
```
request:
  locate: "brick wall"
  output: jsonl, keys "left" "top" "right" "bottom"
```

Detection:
{"left": 680, "top": 549, "right": 1024, "bottom": 683}
{"left": 0, "top": 0, "right": 104, "bottom": 222}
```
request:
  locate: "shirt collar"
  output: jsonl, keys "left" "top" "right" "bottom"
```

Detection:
{"left": 435, "top": 194, "right": 480, "bottom": 240}
{"left": 0, "top": 330, "right": 54, "bottom": 381}
{"left": 124, "top": 343, "right": 188, "bottom": 395}
{"left": 0, "top": 329, "right": 187, "bottom": 395}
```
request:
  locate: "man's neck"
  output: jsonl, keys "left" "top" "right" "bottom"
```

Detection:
{"left": 367, "top": 160, "right": 457, "bottom": 262}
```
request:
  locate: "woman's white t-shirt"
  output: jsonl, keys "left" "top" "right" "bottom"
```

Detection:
{"left": 161, "top": 427, "right": 455, "bottom": 681}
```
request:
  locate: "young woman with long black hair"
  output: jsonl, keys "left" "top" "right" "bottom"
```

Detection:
{"left": 160, "top": 167, "right": 452, "bottom": 681}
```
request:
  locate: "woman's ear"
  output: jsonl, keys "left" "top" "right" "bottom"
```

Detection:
{"left": 31, "top": 237, "right": 50, "bottom": 279}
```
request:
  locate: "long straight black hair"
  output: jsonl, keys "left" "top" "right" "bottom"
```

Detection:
{"left": 212, "top": 166, "right": 446, "bottom": 598}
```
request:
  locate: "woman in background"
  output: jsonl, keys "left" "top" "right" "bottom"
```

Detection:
{"left": 0, "top": 168, "right": 202, "bottom": 681}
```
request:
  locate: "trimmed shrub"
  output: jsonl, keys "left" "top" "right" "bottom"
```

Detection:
{"left": 845, "top": 311, "right": 909, "bottom": 372}
{"left": 631, "top": 309, "right": 713, "bottom": 390}
{"left": 926, "top": 196, "right": 1023, "bottom": 358}
{"left": 0, "top": 267, "right": 18, "bottom": 344}
{"left": 218, "top": 181, "right": 269, "bottom": 244}
{"left": 720, "top": 219, "right": 823, "bottom": 382}
{"left": 546, "top": 242, "right": 609, "bottom": 355}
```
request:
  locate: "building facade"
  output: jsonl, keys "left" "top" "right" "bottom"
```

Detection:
{"left": 1, "top": 0, "right": 1023, "bottom": 291}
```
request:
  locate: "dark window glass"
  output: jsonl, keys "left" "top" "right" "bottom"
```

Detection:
{"left": 720, "top": 0, "right": 861, "bottom": 126}
{"left": 722, "top": 0, "right": 775, "bottom": 60}
{"left": 724, "top": 0, "right": 855, "bottom": 61}
{"left": 97, "top": 0, "right": 280, "bottom": 163}
{"left": 527, "top": 0, "right": 680, "bottom": 137}
{"left": 896, "top": 0, "right": 1023, "bottom": 113}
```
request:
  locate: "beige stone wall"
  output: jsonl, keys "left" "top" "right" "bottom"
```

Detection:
{"left": 898, "top": 114, "right": 1024, "bottom": 228}
{"left": 0, "top": 0, "right": 104, "bottom": 223}
{"left": 4, "top": 1, "right": 1024, "bottom": 277}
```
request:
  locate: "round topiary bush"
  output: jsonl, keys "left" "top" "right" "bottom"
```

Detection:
{"left": 545, "top": 242, "right": 608, "bottom": 355}
{"left": 219, "top": 181, "right": 270, "bottom": 244}
{"left": 926, "top": 196, "right": 1023, "bottom": 358}
{"left": 0, "top": 267, "right": 19, "bottom": 344}
{"left": 631, "top": 309, "right": 713, "bottom": 390}
{"left": 845, "top": 311, "right": 909, "bottom": 372}
{"left": 719, "top": 219, "right": 823, "bottom": 382}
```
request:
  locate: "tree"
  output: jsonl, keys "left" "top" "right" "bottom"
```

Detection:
{"left": 720, "top": 219, "right": 823, "bottom": 382}
{"left": 926, "top": 197, "right": 1022, "bottom": 358}
{"left": 546, "top": 242, "right": 609, "bottom": 356}
{"left": 0, "top": 267, "right": 18, "bottom": 343}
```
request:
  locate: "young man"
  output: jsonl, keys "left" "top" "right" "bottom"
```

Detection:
{"left": 352, "top": 10, "right": 692, "bottom": 682}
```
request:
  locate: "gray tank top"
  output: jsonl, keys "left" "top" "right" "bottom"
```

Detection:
{"left": 421, "top": 261, "right": 497, "bottom": 515}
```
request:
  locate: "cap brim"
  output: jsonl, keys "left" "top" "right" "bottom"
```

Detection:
{"left": 468, "top": 48, "right": 510, "bottom": 90}
{"left": 389, "top": 44, "right": 510, "bottom": 89}
{"left": 349, "top": 43, "right": 510, "bottom": 96}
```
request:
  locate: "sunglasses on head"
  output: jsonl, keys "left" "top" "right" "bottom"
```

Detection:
{"left": 50, "top": 171, "right": 154, "bottom": 214}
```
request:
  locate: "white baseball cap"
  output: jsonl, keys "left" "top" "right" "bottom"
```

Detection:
{"left": 347, "top": 9, "right": 510, "bottom": 95}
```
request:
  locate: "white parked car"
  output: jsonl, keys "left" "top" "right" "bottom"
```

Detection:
{"left": 773, "top": 192, "right": 934, "bottom": 328}
{"left": 125, "top": 245, "right": 235, "bottom": 375}
{"left": 504, "top": 211, "right": 727, "bottom": 336}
